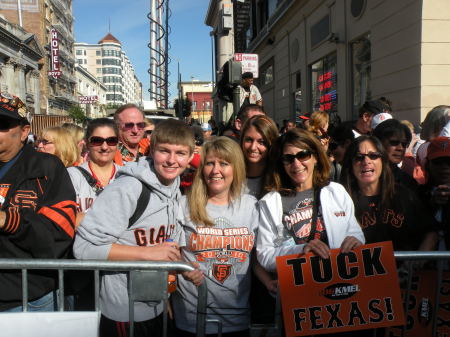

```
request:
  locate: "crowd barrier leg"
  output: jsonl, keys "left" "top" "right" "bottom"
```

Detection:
{"left": 128, "top": 270, "right": 169, "bottom": 337}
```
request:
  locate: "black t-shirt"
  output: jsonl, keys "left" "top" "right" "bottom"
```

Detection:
{"left": 281, "top": 189, "right": 328, "bottom": 245}
{"left": 355, "top": 185, "right": 436, "bottom": 250}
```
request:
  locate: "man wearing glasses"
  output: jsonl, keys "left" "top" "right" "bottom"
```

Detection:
{"left": 0, "top": 92, "right": 76, "bottom": 311}
{"left": 113, "top": 104, "right": 149, "bottom": 165}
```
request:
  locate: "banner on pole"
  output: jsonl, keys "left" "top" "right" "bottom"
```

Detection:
{"left": 276, "top": 241, "right": 405, "bottom": 336}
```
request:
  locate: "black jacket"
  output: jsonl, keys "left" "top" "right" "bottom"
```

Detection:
{"left": 0, "top": 145, "right": 76, "bottom": 310}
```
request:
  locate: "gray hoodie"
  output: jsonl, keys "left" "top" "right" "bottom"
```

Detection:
{"left": 73, "top": 157, "right": 181, "bottom": 322}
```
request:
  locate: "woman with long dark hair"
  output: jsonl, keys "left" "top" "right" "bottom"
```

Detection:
{"left": 257, "top": 128, "right": 365, "bottom": 271}
{"left": 340, "top": 136, "right": 436, "bottom": 250}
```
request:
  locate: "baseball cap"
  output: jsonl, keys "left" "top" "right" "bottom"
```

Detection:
{"left": 362, "top": 100, "right": 384, "bottom": 115}
{"left": 427, "top": 137, "right": 450, "bottom": 160}
{"left": 0, "top": 92, "right": 30, "bottom": 124}
{"left": 371, "top": 112, "right": 393, "bottom": 129}
{"left": 201, "top": 122, "right": 212, "bottom": 132}
{"left": 242, "top": 72, "right": 254, "bottom": 80}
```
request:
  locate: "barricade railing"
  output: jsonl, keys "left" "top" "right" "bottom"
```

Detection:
{"left": 0, "top": 259, "right": 208, "bottom": 337}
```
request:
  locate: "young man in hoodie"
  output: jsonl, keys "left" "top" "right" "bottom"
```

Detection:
{"left": 73, "top": 119, "right": 195, "bottom": 337}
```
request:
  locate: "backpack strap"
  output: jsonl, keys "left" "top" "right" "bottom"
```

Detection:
{"left": 306, "top": 187, "right": 323, "bottom": 242}
{"left": 128, "top": 183, "right": 151, "bottom": 228}
{"left": 75, "top": 166, "right": 97, "bottom": 188}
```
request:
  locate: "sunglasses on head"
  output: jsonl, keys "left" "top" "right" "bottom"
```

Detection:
{"left": 281, "top": 149, "right": 313, "bottom": 164}
{"left": 122, "top": 122, "right": 145, "bottom": 130}
{"left": 0, "top": 118, "right": 20, "bottom": 131}
{"left": 354, "top": 152, "right": 382, "bottom": 162}
{"left": 144, "top": 130, "right": 153, "bottom": 136}
{"left": 89, "top": 136, "right": 119, "bottom": 146}
{"left": 388, "top": 139, "right": 409, "bottom": 148}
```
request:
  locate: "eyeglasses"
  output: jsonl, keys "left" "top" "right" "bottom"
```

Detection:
{"left": 89, "top": 136, "right": 119, "bottom": 146}
{"left": 281, "top": 150, "right": 313, "bottom": 164}
{"left": 37, "top": 139, "right": 53, "bottom": 146}
{"left": 122, "top": 122, "right": 145, "bottom": 130}
{"left": 354, "top": 152, "right": 383, "bottom": 162}
{"left": 388, "top": 139, "right": 409, "bottom": 148}
{"left": 144, "top": 130, "right": 153, "bottom": 136}
{"left": 195, "top": 138, "right": 204, "bottom": 146}
{"left": 0, "top": 118, "right": 20, "bottom": 131}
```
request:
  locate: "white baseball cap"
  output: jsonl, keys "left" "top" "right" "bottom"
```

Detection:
{"left": 371, "top": 112, "right": 393, "bottom": 129}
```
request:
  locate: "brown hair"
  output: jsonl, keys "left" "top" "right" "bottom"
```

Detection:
{"left": 113, "top": 103, "right": 144, "bottom": 123}
{"left": 307, "top": 111, "right": 329, "bottom": 135}
{"left": 150, "top": 119, "right": 194, "bottom": 154}
{"left": 264, "top": 128, "right": 330, "bottom": 195}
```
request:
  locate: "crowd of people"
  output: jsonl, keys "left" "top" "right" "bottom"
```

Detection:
{"left": 0, "top": 89, "right": 449, "bottom": 337}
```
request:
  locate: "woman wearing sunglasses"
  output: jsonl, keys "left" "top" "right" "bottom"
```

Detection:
{"left": 67, "top": 118, "right": 120, "bottom": 228}
{"left": 257, "top": 128, "right": 365, "bottom": 272}
{"left": 37, "top": 126, "right": 80, "bottom": 167}
{"left": 340, "top": 136, "right": 437, "bottom": 250}
{"left": 372, "top": 119, "right": 419, "bottom": 192}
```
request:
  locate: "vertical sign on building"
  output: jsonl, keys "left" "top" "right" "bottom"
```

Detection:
{"left": 48, "top": 28, "right": 62, "bottom": 79}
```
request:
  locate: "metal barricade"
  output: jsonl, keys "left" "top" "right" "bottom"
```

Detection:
{"left": 0, "top": 259, "right": 208, "bottom": 337}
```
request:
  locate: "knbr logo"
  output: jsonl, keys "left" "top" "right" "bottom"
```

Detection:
{"left": 320, "top": 283, "right": 360, "bottom": 300}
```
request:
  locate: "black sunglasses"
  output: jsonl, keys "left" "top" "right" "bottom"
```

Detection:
{"left": 195, "top": 138, "right": 204, "bottom": 146}
{"left": 0, "top": 118, "right": 20, "bottom": 130}
{"left": 89, "top": 136, "right": 119, "bottom": 146}
{"left": 388, "top": 139, "right": 409, "bottom": 148}
{"left": 281, "top": 150, "right": 313, "bottom": 164}
{"left": 144, "top": 130, "right": 153, "bottom": 135}
{"left": 354, "top": 152, "right": 382, "bottom": 162}
{"left": 122, "top": 122, "right": 145, "bottom": 130}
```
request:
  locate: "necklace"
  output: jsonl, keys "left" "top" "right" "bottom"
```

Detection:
{"left": 88, "top": 161, "right": 116, "bottom": 189}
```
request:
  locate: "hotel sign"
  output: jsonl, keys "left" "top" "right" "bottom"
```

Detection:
{"left": 79, "top": 96, "right": 99, "bottom": 104}
{"left": 48, "top": 28, "right": 62, "bottom": 79}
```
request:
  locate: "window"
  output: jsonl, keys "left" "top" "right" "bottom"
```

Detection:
{"left": 84, "top": 50, "right": 86, "bottom": 56}
{"left": 260, "top": 58, "right": 274, "bottom": 87}
{"left": 310, "top": 53, "right": 337, "bottom": 118}
{"left": 96, "top": 59, "right": 101, "bottom": 64}
{"left": 76, "top": 50, "right": 82, "bottom": 55}
{"left": 96, "top": 68, "right": 102, "bottom": 74}
{"left": 96, "top": 50, "right": 101, "bottom": 56}
{"left": 351, "top": 34, "right": 371, "bottom": 119}
{"left": 310, "top": 14, "right": 330, "bottom": 48}
{"left": 77, "top": 59, "right": 83, "bottom": 64}
{"left": 84, "top": 59, "right": 87, "bottom": 64}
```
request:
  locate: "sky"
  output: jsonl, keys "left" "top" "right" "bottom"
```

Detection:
{"left": 73, "top": 0, "right": 213, "bottom": 104}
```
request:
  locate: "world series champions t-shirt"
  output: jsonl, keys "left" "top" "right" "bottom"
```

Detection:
{"left": 281, "top": 189, "right": 328, "bottom": 245}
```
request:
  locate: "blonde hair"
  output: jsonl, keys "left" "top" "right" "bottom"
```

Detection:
{"left": 188, "top": 137, "right": 246, "bottom": 227}
{"left": 40, "top": 126, "right": 80, "bottom": 167}
{"left": 307, "top": 111, "right": 329, "bottom": 136}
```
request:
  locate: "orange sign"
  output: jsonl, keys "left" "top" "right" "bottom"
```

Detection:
{"left": 388, "top": 270, "right": 450, "bottom": 337}
{"left": 276, "top": 241, "right": 405, "bottom": 336}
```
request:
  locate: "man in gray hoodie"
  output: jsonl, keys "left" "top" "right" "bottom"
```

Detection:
{"left": 73, "top": 119, "right": 195, "bottom": 337}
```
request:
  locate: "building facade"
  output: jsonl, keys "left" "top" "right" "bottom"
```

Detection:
{"left": 180, "top": 81, "right": 213, "bottom": 123}
{"left": 0, "top": 0, "right": 77, "bottom": 115}
{"left": 74, "top": 33, "right": 142, "bottom": 108}
{"left": 208, "top": 0, "right": 450, "bottom": 125}
{"left": 0, "top": 16, "right": 43, "bottom": 114}
{"left": 75, "top": 65, "right": 107, "bottom": 119}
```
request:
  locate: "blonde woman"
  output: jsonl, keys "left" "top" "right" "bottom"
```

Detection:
{"left": 173, "top": 137, "right": 258, "bottom": 337}
{"left": 37, "top": 126, "right": 79, "bottom": 167}
{"left": 307, "top": 110, "right": 330, "bottom": 150}
{"left": 62, "top": 123, "right": 87, "bottom": 164}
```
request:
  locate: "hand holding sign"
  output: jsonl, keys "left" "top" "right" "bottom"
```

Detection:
{"left": 276, "top": 242, "right": 405, "bottom": 336}
{"left": 303, "top": 239, "right": 330, "bottom": 259}
{"left": 340, "top": 236, "right": 364, "bottom": 253}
